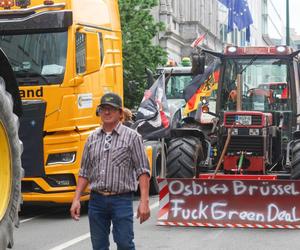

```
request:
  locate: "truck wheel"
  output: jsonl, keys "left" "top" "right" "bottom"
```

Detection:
{"left": 291, "top": 139, "right": 300, "bottom": 179}
{"left": 0, "top": 79, "right": 22, "bottom": 249}
{"left": 166, "top": 136, "right": 204, "bottom": 178}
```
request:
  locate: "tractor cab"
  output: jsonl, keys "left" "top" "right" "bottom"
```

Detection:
{"left": 219, "top": 55, "right": 291, "bottom": 114}
{"left": 203, "top": 45, "right": 300, "bottom": 175}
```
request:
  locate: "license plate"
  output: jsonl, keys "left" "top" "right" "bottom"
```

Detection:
{"left": 236, "top": 115, "right": 252, "bottom": 125}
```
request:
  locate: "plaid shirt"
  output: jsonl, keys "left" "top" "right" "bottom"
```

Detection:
{"left": 79, "top": 123, "right": 150, "bottom": 193}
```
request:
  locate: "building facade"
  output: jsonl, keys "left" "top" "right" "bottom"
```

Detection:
{"left": 153, "top": 0, "right": 223, "bottom": 63}
{"left": 153, "top": 0, "right": 295, "bottom": 64}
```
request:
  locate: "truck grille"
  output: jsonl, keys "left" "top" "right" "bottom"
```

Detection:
{"left": 225, "top": 114, "right": 262, "bottom": 126}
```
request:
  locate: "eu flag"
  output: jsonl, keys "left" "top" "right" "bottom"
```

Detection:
{"left": 219, "top": 0, "right": 253, "bottom": 41}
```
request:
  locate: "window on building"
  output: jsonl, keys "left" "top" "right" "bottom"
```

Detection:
{"left": 76, "top": 32, "right": 86, "bottom": 74}
{"left": 231, "top": 29, "right": 238, "bottom": 45}
{"left": 220, "top": 24, "right": 227, "bottom": 43}
{"left": 173, "top": 20, "right": 177, "bottom": 31}
{"left": 200, "top": 0, "right": 204, "bottom": 23}
{"left": 262, "top": 0, "right": 268, "bottom": 35}
{"left": 240, "top": 30, "right": 246, "bottom": 46}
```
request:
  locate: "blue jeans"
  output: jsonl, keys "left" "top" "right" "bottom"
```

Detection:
{"left": 88, "top": 192, "right": 135, "bottom": 250}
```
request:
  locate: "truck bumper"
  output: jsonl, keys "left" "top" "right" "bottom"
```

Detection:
{"left": 22, "top": 191, "right": 89, "bottom": 204}
{"left": 22, "top": 176, "right": 89, "bottom": 203}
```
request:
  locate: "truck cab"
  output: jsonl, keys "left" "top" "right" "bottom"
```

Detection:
{"left": 0, "top": 0, "right": 123, "bottom": 203}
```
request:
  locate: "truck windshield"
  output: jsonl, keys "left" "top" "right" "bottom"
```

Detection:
{"left": 166, "top": 75, "right": 192, "bottom": 99}
{"left": 220, "top": 58, "right": 290, "bottom": 112}
{"left": 0, "top": 31, "right": 67, "bottom": 85}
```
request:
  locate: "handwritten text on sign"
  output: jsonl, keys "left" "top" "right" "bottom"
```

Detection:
{"left": 163, "top": 179, "right": 300, "bottom": 225}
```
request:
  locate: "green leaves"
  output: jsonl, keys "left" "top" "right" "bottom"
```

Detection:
{"left": 119, "top": 0, "right": 167, "bottom": 108}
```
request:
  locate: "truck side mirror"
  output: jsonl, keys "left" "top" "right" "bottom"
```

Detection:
{"left": 73, "top": 75, "right": 84, "bottom": 85}
{"left": 145, "top": 68, "right": 154, "bottom": 88}
{"left": 192, "top": 53, "right": 205, "bottom": 76}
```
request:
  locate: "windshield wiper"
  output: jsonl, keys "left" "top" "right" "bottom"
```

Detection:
{"left": 239, "top": 56, "right": 258, "bottom": 74}
{"left": 15, "top": 69, "right": 48, "bottom": 84}
{"left": 272, "top": 59, "right": 284, "bottom": 66}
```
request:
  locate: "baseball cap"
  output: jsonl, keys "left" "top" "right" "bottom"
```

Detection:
{"left": 99, "top": 93, "right": 122, "bottom": 109}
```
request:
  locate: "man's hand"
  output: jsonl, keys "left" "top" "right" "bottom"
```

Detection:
{"left": 136, "top": 200, "right": 150, "bottom": 224}
{"left": 70, "top": 176, "right": 88, "bottom": 221}
{"left": 229, "top": 89, "right": 237, "bottom": 102}
{"left": 70, "top": 199, "right": 81, "bottom": 221}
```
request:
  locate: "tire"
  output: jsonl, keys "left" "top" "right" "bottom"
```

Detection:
{"left": 143, "top": 141, "right": 164, "bottom": 195}
{"left": 149, "top": 145, "right": 164, "bottom": 195}
{"left": 0, "top": 78, "right": 22, "bottom": 250}
{"left": 166, "top": 136, "right": 204, "bottom": 178}
{"left": 149, "top": 164, "right": 159, "bottom": 195}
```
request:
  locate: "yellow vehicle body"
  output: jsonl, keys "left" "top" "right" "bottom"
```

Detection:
{"left": 0, "top": 0, "right": 123, "bottom": 203}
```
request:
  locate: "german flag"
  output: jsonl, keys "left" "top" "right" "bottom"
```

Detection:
{"left": 183, "top": 59, "right": 220, "bottom": 114}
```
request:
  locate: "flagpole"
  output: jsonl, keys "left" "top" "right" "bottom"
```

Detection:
{"left": 286, "top": 0, "right": 290, "bottom": 46}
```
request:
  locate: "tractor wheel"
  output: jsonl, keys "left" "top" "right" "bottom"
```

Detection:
{"left": 291, "top": 139, "right": 300, "bottom": 179}
{"left": 166, "top": 136, "right": 204, "bottom": 178}
{"left": 0, "top": 78, "right": 22, "bottom": 249}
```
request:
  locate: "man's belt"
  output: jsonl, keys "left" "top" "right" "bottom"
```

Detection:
{"left": 91, "top": 190, "right": 133, "bottom": 196}
{"left": 92, "top": 190, "right": 118, "bottom": 196}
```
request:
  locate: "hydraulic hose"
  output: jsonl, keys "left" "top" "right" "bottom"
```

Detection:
{"left": 213, "top": 127, "right": 232, "bottom": 176}
{"left": 237, "top": 151, "right": 244, "bottom": 173}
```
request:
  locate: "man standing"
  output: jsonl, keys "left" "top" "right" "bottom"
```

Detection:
{"left": 70, "top": 93, "right": 150, "bottom": 250}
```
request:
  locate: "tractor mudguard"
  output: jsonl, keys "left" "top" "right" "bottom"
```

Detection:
{"left": 171, "top": 128, "right": 205, "bottom": 142}
{"left": 157, "top": 177, "right": 300, "bottom": 229}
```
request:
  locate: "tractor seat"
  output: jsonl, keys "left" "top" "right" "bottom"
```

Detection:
{"left": 248, "top": 88, "right": 274, "bottom": 103}
{"left": 248, "top": 88, "right": 274, "bottom": 111}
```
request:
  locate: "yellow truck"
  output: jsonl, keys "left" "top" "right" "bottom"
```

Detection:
{"left": 0, "top": 0, "right": 123, "bottom": 204}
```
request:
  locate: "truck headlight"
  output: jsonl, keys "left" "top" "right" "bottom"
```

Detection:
{"left": 232, "top": 128, "right": 239, "bottom": 135}
{"left": 46, "top": 152, "right": 76, "bottom": 165}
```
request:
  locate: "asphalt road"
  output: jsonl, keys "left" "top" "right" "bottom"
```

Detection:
{"left": 12, "top": 195, "right": 300, "bottom": 250}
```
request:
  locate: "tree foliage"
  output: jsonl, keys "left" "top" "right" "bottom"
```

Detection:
{"left": 119, "top": 0, "right": 167, "bottom": 108}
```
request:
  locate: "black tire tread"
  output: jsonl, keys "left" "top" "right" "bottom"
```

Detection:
{"left": 0, "top": 78, "right": 22, "bottom": 249}
{"left": 166, "top": 136, "right": 203, "bottom": 178}
{"left": 292, "top": 140, "right": 300, "bottom": 155}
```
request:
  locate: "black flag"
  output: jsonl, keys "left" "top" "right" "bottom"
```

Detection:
{"left": 134, "top": 73, "right": 170, "bottom": 140}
